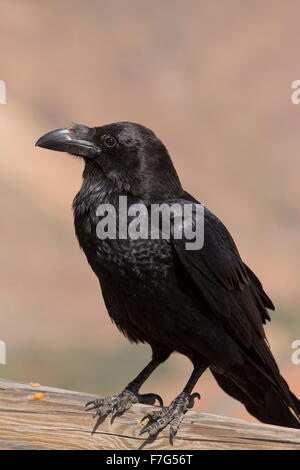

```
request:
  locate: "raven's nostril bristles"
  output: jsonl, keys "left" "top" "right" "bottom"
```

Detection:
{"left": 68, "top": 123, "right": 96, "bottom": 139}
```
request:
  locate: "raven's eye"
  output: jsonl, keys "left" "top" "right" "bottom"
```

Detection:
{"left": 103, "top": 135, "right": 117, "bottom": 148}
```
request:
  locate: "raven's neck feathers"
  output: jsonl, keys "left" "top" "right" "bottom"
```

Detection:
{"left": 73, "top": 157, "right": 184, "bottom": 217}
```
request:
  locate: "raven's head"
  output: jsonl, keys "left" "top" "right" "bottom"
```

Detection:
{"left": 36, "top": 122, "right": 183, "bottom": 201}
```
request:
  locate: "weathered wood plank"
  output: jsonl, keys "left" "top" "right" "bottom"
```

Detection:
{"left": 0, "top": 378, "right": 300, "bottom": 450}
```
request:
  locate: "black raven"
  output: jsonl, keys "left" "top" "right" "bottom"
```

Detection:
{"left": 36, "top": 122, "right": 300, "bottom": 436}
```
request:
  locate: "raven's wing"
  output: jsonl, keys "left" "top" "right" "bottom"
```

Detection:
{"left": 171, "top": 195, "right": 273, "bottom": 349}
{"left": 170, "top": 196, "right": 300, "bottom": 427}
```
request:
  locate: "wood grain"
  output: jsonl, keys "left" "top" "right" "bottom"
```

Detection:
{"left": 0, "top": 378, "right": 300, "bottom": 450}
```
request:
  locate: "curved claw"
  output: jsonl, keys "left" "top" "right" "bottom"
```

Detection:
{"left": 138, "top": 392, "right": 164, "bottom": 407}
{"left": 85, "top": 403, "right": 99, "bottom": 412}
{"left": 85, "top": 400, "right": 96, "bottom": 409}
{"left": 187, "top": 392, "right": 200, "bottom": 409}
{"left": 141, "top": 407, "right": 165, "bottom": 424}
{"left": 139, "top": 423, "right": 152, "bottom": 436}
{"left": 85, "top": 406, "right": 95, "bottom": 412}
{"left": 139, "top": 416, "right": 160, "bottom": 436}
{"left": 85, "top": 398, "right": 104, "bottom": 411}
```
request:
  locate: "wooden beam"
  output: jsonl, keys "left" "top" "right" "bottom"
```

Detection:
{"left": 0, "top": 378, "right": 300, "bottom": 450}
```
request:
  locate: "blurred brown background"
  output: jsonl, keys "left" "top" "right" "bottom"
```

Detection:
{"left": 0, "top": 0, "right": 299, "bottom": 423}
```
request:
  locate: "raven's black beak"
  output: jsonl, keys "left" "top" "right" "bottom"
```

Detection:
{"left": 35, "top": 124, "right": 99, "bottom": 159}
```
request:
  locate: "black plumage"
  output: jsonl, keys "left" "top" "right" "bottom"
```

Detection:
{"left": 36, "top": 122, "right": 300, "bottom": 436}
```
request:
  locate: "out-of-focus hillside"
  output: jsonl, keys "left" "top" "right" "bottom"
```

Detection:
{"left": 0, "top": 0, "right": 299, "bottom": 421}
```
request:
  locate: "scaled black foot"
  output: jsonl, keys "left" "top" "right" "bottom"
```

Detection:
{"left": 85, "top": 388, "right": 163, "bottom": 419}
{"left": 140, "top": 391, "right": 200, "bottom": 439}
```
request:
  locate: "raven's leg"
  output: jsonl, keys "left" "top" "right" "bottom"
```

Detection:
{"left": 140, "top": 365, "right": 207, "bottom": 438}
{"left": 86, "top": 350, "right": 170, "bottom": 418}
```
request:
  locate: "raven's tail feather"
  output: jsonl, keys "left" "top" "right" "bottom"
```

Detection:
{"left": 290, "top": 391, "right": 300, "bottom": 415}
{"left": 211, "top": 369, "right": 300, "bottom": 429}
